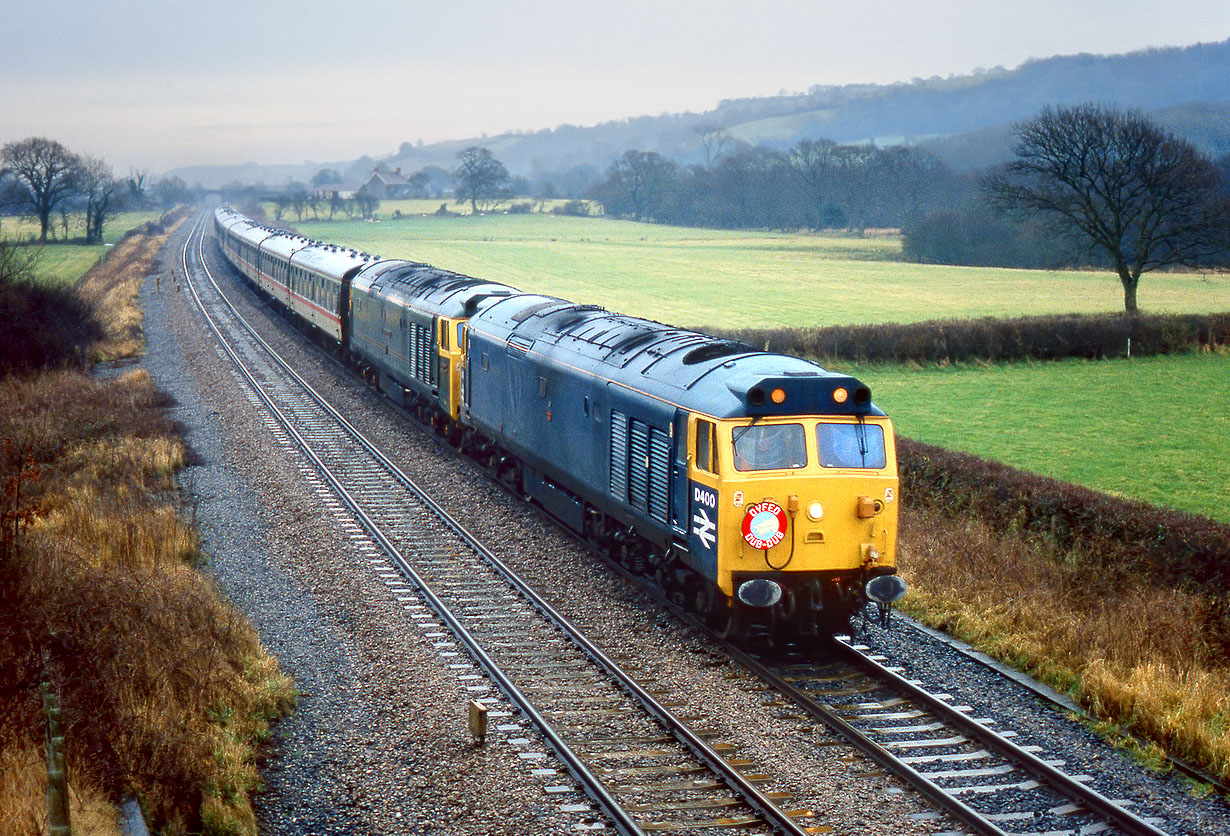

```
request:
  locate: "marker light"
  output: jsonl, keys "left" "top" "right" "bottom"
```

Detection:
{"left": 770, "top": 387, "right": 786, "bottom": 404}
{"left": 832, "top": 387, "right": 849, "bottom": 404}
{"left": 807, "top": 501, "right": 824, "bottom": 521}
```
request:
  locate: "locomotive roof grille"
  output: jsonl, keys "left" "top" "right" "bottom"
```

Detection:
{"left": 510, "top": 300, "right": 563, "bottom": 322}
{"left": 610, "top": 331, "right": 657, "bottom": 352}
{"left": 681, "top": 341, "right": 753, "bottom": 365}
{"left": 543, "top": 305, "right": 606, "bottom": 333}
{"left": 463, "top": 291, "right": 514, "bottom": 316}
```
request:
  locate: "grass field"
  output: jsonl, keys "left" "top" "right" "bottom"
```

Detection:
{"left": 278, "top": 211, "right": 1229, "bottom": 518}
{"left": 0, "top": 211, "right": 164, "bottom": 287}
{"left": 845, "top": 354, "right": 1230, "bottom": 523}
{"left": 285, "top": 212, "right": 1229, "bottom": 330}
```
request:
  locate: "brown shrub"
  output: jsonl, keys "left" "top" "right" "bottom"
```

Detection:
{"left": 0, "top": 547, "right": 291, "bottom": 835}
{"left": 898, "top": 438, "right": 1230, "bottom": 604}
{"left": 0, "top": 278, "right": 102, "bottom": 376}
{"left": 0, "top": 210, "right": 292, "bottom": 835}
{"left": 900, "top": 504, "right": 1230, "bottom": 781}
{"left": 76, "top": 210, "right": 187, "bottom": 363}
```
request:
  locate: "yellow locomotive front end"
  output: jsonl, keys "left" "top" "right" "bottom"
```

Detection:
{"left": 685, "top": 403, "right": 902, "bottom": 637}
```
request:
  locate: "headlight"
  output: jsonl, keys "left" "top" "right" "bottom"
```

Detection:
{"left": 807, "top": 501, "right": 824, "bottom": 521}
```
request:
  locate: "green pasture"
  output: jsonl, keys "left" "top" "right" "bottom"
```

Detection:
{"left": 845, "top": 353, "right": 1230, "bottom": 523}
{"left": 287, "top": 212, "right": 1228, "bottom": 330}
{"left": 0, "top": 211, "right": 163, "bottom": 287}
{"left": 279, "top": 211, "right": 1228, "bottom": 519}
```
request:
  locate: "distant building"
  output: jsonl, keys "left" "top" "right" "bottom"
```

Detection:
{"left": 310, "top": 183, "right": 357, "bottom": 201}
{"left": 358, "top": 167, "right": 416, "bottom": 200}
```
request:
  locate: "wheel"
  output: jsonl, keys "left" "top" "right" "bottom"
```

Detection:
{"left": 709, "top": 595, "right": 740, "bottom": 640}
{"left": 692, "top": 580, "right": 714, "bottom": 620}
{"left": 768, "top": 606, "right": 796, "bottom": 651}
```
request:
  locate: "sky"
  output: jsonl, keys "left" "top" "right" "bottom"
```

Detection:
{"left": 3, "top": 1, "right": 1227, "bottom": 175}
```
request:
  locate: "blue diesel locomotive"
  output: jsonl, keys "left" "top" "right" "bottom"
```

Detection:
{"left": 213, "top": 206, "right": 905, "bottom": 641}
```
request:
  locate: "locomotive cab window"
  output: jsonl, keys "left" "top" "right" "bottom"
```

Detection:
{"left": 817, "top": 422, "right": 886, "bottom": 469}
{"left": 733, "top": 423, "right": 806, "bottom": 472}
{"left": 694, "top": 418, "right": 717, "bottom": 474}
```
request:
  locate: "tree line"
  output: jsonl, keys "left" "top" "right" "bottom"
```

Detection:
{"left": 586, "top": 105, "right": 1230, "bottom": 314}
{"left": 287, "top": 107, "right": 1229, "bottom": 316}
{"left": 1, "top": 137, "right": 190, "bottom": 244}
{"left": 590, "top": 140, "right": 961, "bottom": 232}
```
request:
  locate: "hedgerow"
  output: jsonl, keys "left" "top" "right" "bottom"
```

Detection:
{"left": 712, "top": 311, "right": 1230, "bottom": 365}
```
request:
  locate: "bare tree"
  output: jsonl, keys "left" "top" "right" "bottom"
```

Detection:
{"left": 829, "top": 144, "right": 878, "bottom": 231}
{"left": 354, "top": 191, "right": 378, "bottom": 219}
{"left": 151, "top": 175, "right": 192, "bottom": 208}
{"left": 126, "top": 168, "right": 150, "bottom": 208}
{"left": 79, "top": 156, "right": 118, "bottom": 243}
{"left": 696, "top": 123, "right": 738, "bottom": 167}
{"left": 406, "top": 170, "right": 431, "bottom": 199}
{"left": 986, "top": 104, "right": 1229, "bottom": 313}
{"left": 788, "top": 139, "right": 840, "bottom": 228}
{"left": 1, "top": 137, "right": 81, "bottom": 243}
{"left": 866, "top": 146, "right": 951, "bottom": 227}
{"left": 454, "top": 147, "right": 512, "bottom": 213}
{"left": 596, "top": 150, "right": 679, "bottom": 221}
{"left": 711, "top": 148, "right": 789, "bottom": 228}
{"left": 288, "top": 183, "right": 309, "bottom": 222}
{"left": 311, "top": 168, "right": 342, "bottom": 188}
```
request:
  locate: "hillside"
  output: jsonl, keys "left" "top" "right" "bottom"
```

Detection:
{"left": 169, "top": 39, "right": 1230, "bottom": 188}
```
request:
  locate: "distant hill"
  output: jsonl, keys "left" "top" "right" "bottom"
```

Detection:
{"left": 920, "top": 101, "right": 1230, "bottom": 170}
{"left": 169, "top": 39, "right": 1230, "bottom": 189}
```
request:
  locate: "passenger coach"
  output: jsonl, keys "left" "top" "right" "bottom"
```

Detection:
{"left": 213, "top": 207, "right": 370, "bottom": 345}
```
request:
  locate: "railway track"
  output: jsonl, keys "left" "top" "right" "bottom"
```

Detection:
{"left": 177, "top": 212, "right": 1186, "bottom": 836}
{"left": 179, "top": 214, "right": 838, "bottom": 834}
{"left": 563, "top": 543, "right": 1179, "bottom": 836}
{"left": 724, "top": 637, "right": 1174, "bottom": 836}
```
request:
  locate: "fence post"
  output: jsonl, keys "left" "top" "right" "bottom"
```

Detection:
{"left": 42, "top": 682, "right": 71, "bottom": 836}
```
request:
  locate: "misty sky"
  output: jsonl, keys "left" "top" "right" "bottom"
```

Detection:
{"left": 3, "top": 1, "right": 1227, "bottom": 174}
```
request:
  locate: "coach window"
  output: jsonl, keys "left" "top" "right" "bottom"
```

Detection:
{"left": 694, "top": 418, "right": 717, "bottom": 474}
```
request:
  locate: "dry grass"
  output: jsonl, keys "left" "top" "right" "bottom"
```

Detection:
{"left": 0, "top": 211, "right": 294, "bottom": 836}
{"left": 0, "top": 746, "right": 121, "bottom": 836}
{"left": 899, "top": 505, "right": 1230, "bottom": 783}
{"left": 75, "top": 209, "right": 190, "bottom": 361}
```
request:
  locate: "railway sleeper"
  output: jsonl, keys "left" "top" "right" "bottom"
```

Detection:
{"left": 391, "top": 390, "right": 868, "bottom": 647}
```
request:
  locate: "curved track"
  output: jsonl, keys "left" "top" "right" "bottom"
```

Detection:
{"left": 735, "top": 637, "right": 1172, "bottom": 836}
{"left": 179, "top": 211, "right": 1184, "bottom": 836}
{"left": 180, "top": 214, "right": 833, "bottom": 835}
